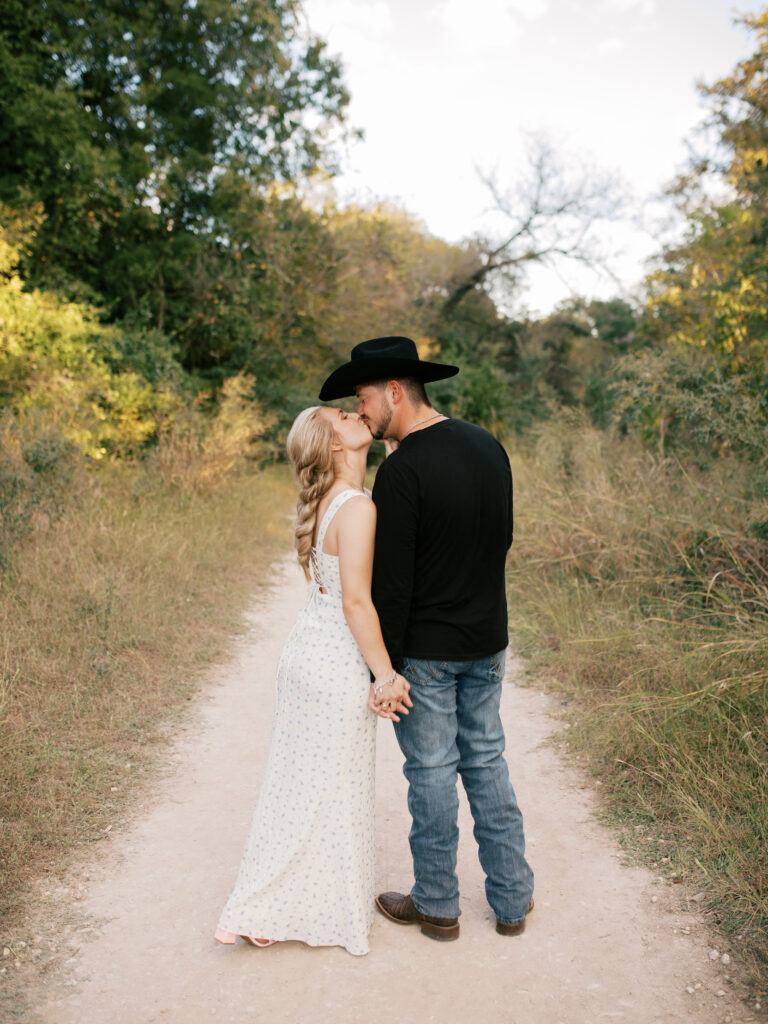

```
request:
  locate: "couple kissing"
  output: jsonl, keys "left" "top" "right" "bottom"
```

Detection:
{"left": 214, "top": 335, "right": 534, "bottom": 955}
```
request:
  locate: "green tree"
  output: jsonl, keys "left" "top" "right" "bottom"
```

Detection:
{"left": 174, "top": 182, "right": 340, "bottom": 394}
{"left": 322, "top": 202, "right": 474, "bottom": 351}
{"left": 0, "top": 209, "right": 181, "bottom": 458}
{"left": 429, "top": 289, "right": 519, "bottom": 432}
{"left": 611, "top": 11, "right": 768, "bottom": 459}
{"left": 0, "top": 0, "right": 350, "bottom": 334}
{"left": 499, "top": 297, "right": 637, "bottom": 428}
{"left": 642, "top": 11, "right": 768, "bottom": 386}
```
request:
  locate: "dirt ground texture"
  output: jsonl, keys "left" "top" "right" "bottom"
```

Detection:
{"left": 4, "top": 558, "right": 761, "bottom": 1024}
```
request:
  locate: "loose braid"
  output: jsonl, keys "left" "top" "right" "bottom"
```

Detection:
{"left": 286, "top": 407, "right": 336, "bottom": 580}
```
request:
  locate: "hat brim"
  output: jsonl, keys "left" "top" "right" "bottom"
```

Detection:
{"left": 319, "top": 357, "right": 459, "bottom": 401}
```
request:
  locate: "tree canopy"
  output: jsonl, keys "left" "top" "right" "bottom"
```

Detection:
{"left": 644, "top": 11, "right": 768, "bottom": 385}
{"left": 0, "top": 0, "right": 350, "bottom": 331}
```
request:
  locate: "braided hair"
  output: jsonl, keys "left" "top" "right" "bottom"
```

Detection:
{"left": 286, "top": 407, "right": 336, "bottom": 580}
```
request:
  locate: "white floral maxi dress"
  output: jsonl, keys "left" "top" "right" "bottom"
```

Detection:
{"left": 216, "top": 489, "right": 377, "bottom": 956}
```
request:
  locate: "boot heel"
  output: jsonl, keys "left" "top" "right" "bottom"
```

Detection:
{"left": 420, "top": 919, "right": 460, "bottom": 941}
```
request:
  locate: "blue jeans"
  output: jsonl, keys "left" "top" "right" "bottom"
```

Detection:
{"left": 394, "top": 651, "right": 534, "bottom": 923}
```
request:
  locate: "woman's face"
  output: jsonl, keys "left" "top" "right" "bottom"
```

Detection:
{"left": 319, "top": 406, "right": 373, "bottom": 452}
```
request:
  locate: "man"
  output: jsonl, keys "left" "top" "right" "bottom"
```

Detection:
{"left": 319, "top": 336, "right": 534, "bottom": 942}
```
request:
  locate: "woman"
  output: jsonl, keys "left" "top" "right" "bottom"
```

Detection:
{"left": 214, "top": 406, "right": 412, "bottom": 956}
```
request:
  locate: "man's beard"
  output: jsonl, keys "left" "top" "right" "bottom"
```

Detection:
{"left": 367, "top": 403, "right": 392, "bottom": 441}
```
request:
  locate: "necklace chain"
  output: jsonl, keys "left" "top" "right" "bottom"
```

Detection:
{"left": 401, "top": 412, "right": 442, "bottom": 440}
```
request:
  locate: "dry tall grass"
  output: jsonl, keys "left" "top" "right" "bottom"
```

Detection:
{"left": 0, "top": 458, "right": 295, "bottom": 920}
{"left": 507, "top": 414, "right": 768, "bottom": 994}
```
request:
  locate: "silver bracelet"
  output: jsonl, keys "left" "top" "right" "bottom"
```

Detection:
{"left": 373, "top": 670, "right": 396, "bottom": 696}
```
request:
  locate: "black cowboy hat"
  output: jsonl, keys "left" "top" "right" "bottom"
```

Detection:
{"left": 318, "top": 336, "right": 459, "bottom": 401}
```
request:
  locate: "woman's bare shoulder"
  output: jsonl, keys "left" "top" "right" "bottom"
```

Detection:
{"left": 339, "top": 491, "right": 375, "bottom": 518}
{"left": 326, "top": 492, "right": 374, "bottom": 554}
{"left": 333, "top": 492, "right": 375, "bottom": 533}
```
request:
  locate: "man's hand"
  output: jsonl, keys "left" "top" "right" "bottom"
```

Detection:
{"left": 368, "top": 673, "right": 413, "bottom": 721}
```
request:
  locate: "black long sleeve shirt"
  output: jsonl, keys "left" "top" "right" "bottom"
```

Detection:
{"left": 371, "top": 418, "right": 513, "bottom": 665}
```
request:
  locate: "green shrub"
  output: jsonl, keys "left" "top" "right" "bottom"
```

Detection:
{"left": 0, "top": 411, "right": 79, "bottom": 568}
{"left": 610, "top": 347, "right": 768, "bottom": 477}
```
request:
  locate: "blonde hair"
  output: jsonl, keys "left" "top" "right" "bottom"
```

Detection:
{"left": 286, "top": 407, "right": 336, "bottom": 580}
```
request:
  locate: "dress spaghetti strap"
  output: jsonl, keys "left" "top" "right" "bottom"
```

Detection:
{"left": 315, "top": 489, "right": 366, "bottom": 553}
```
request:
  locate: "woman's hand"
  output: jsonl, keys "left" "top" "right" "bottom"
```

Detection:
{"left": 368, "top": 673, "right": 413, "bottom": 721}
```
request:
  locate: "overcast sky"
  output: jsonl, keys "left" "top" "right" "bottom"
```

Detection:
{"left": 301, "top": 0, "right": 755, "bottom": 315}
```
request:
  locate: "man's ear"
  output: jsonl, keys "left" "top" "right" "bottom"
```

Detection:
{"left": 388, "top": 380, "right": 403, "bottom": 404}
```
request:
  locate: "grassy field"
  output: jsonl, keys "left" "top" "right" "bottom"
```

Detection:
{"left": 3, "top": 410, "right": 767, "bottom": 1000}
{"left": 506, "top": 415, "right": 768, "bottom": 995}
{"left": 0, "top": 457, "right": 295, "bottom": 924}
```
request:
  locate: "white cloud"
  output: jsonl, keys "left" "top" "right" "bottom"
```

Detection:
{"left": 596, "top": 37, "right": 624, "bottom": 53}
{"left": 602, "top": 0, "right": 656, "bottom": 15}
{"left": 428, "top": 0, "right": 549, "bottom": 52}
{"left": 304, "top": 0, "right": 394, "bottom": 54}
{"left": 506, "top": 0, "right": 550, "bottom": 16}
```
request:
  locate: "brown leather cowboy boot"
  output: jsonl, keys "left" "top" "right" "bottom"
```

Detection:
{"left": 496, "top": 897, "right": 535, "bottom": 936}
{"left": 375, "top": 891, "right": 460, "bottom": 941}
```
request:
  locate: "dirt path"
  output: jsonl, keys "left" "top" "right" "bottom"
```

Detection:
{"left": 28, "top": 557, "right": 749, "bottom": 1024}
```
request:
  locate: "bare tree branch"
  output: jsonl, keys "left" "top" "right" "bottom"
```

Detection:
{"left": 441, "top": 135, "right": 626, "bottom": 317}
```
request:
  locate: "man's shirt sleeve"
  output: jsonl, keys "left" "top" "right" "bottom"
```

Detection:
{"left": 371, "top": 455, "right": 420, "bottom": 666}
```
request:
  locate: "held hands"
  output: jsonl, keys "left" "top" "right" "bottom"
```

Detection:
{"left": 368, "top": 672, "right": 413, "bottom": 722}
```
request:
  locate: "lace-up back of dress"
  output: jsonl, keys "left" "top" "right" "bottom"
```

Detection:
{"left": 311, "top": 489, "right": 365, "bottom": 597}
